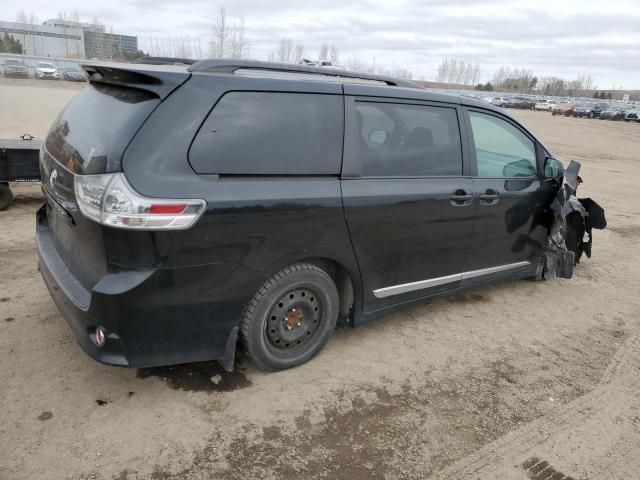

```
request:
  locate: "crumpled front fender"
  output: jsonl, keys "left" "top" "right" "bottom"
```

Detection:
{"left": 543, "top": 160, "right": 607, "bottom": 279}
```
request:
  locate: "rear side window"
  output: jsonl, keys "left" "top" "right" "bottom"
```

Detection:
{"left": 468, "top": 111, "right": 537, "bottom": 177}
{"left": 353, "top": 102, "right": 462, "bottom": 177}
{"left": 45, "top": 83, "right": 159, "bottom": 174}
{"left": 189, "top": 92, "right": 343, "bottom": 175}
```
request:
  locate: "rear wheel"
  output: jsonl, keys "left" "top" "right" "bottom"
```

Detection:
{"left": 240, "top": 263, "right": 339, "bottom": 371}
{"left": 0, "top": 183, "right": 13, "bottom": 211}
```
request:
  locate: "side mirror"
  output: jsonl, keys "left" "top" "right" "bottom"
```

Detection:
{"left": 368, "top": 129, "right": 387, "bottom": 146}
{"left": 503, "top": 159, "right": 537, "bottom": 177}
{"left": 543, "top": 157, "right": 563, "bottom": 178}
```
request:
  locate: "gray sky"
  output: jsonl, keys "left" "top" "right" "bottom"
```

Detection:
{"left": 6, "top": 0, "right": 640, "bottom": 88}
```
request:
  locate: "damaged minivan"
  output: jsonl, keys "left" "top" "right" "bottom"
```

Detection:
{"left": 36, "top": 60, "right": 606, "bottom": 371}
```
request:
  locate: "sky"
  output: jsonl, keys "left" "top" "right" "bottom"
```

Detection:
{"left": 5, "top": 0, "right": 640, "bottom": 89}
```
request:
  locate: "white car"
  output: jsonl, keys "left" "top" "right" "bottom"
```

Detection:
{"left": 534, "top": 99, "right": 553, "bottom": 111}
{"left": 35, "top": 62, "right": 58, "bottom": 80}
{"left": 491, "top": 96, "right": 509, "bottom": 107}
{"left": 624, "top": 109, "right": 640, "bottom": 122}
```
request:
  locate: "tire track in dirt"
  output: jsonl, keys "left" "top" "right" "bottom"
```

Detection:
{"left": 435, "top": 331, "right": 640, "bottom": 479}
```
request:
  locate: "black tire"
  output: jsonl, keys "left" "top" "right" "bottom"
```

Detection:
{"left": 240, "top": 263, "right": 339, "bottom": 371}
{"left": 0, "top": 183, "right": 13, "bottom": 211}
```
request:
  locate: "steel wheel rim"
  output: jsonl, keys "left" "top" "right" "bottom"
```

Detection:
{"left": 264, "top": 287, "right": 323, "bottom": 356}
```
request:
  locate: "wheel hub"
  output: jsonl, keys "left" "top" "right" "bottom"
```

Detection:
{"left": 265, "top": 288, "right": 322, "bottom": 352}
{"left": 283, "top": 307, "right": 303, "bottom": 330}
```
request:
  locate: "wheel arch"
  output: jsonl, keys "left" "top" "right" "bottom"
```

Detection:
{"left": 263, "top": 256, "right": 359, "bottom": 326}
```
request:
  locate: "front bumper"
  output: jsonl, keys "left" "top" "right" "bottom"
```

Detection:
{"left": 36, "top": 205, "right": 265, "bottom": 370}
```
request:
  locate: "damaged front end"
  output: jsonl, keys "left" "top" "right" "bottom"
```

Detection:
{"left": 542, "top": 159, "right": 607, "bottom": 280}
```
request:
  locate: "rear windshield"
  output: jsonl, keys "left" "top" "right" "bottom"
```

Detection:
{"left": 45, "top": 83, "right": 159, "bottom": 174}
{"left": 189, "top": 91, "right": 343, "bottom": 175}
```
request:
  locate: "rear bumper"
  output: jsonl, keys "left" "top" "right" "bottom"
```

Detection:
{"left": 36, "top": 205, "right": 265, "bottom": 370}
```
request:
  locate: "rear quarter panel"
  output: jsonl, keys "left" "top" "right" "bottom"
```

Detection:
{"left": 121, "top": 74, "right": 361, "bottom": 288}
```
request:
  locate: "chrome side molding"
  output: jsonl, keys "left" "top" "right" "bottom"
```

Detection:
{"left": 372, "top": 261, "right": 532, "bottom": 299}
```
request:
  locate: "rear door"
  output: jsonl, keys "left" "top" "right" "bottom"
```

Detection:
{"left": 341, "top": 96, "right": 475, "bottom": 312}
{"left": 462, "top": 108, "right": 555, "bottom": 280}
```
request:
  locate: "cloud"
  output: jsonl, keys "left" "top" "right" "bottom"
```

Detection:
{"left": 4, "top": 0, "right": 639, "bottom": 87}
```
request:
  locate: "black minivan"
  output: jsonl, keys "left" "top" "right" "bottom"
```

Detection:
{"left": 37, "top": 60, "right": 567, "bottom": 371}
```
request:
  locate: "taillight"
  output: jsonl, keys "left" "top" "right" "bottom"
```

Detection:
{"left": 74, "top": 173, "right": 205, "bottom": 230}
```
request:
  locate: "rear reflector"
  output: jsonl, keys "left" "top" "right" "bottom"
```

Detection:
{"left": 149, "top": 204, "right": 188, "bottom": 214}
{"left": 74, "top": 173, "right": 205, "bottom": 230}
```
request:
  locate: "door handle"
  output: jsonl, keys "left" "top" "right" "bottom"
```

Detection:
{"left": 450, "top": 190, "right": 473, "bottom": 207}
{"left": 479, "top": 189, "right": 500, "bottom": 205}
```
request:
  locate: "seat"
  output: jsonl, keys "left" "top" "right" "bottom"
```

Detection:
{"left": 395, "top": 127, "right": 435, "bottom": 175}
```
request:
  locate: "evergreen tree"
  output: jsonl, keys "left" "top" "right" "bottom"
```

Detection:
{"left": 0, "top": 34, "right": 24, "bottom": 54}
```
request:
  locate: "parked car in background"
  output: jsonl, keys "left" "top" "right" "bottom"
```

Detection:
{"left": 62, "top": 65, "right": 86, "bottom": 82}
{"left": 590, "top": 103, "right": 609, "bottom": 118}
{"left": 573, "top": 103, "right": 594, "bottom": 118}
{"left": 35, "top": 62, "right": 58, "bottom": 80}
{"left": 491, "top": 96, "right": 509, "bottom": 107}
{"left": 625, "top": 110, "right": 640, "bottom": 122}
{"left": 3, "top": 59, "right": 29, "bottom": 78}
{"left": 599, "top": 106, "right": 626, "bottom": 121}
{"left": 507, "top": 97, "right": 536, "bottom": 109}
{"left": 551, "top": 102, "right": 574, "bottom": 116}
{"left": 534, "top": 99, "right": 553, "bottom": 111}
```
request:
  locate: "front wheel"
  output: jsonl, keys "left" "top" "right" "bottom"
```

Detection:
{"left": 239, "top": 263, "right": 339, "bottom": 371}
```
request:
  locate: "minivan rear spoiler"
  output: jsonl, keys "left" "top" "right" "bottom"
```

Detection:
{"left": 81, "top": 63, "right": 191, "bottom": 99}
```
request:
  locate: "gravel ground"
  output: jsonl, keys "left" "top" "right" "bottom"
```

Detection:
{"left": 1, "top": 78, "right": 639, "bottom": 480}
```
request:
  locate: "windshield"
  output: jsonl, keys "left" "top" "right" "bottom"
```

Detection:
{"left": 38, "top": 63, "right": 55, "bottom": 68}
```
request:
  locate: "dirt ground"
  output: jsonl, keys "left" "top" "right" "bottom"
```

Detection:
{"left": 1, "top": 78, "right": 639, "bottom": 480}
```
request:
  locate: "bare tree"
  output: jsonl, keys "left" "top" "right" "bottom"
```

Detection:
{"left": 318, "top": 44, "right": 329, "bottom": 61}
{"left": 229, "top": 16, "right": 248, "bottom": 59}
{"left": 16, "top": 11, "right": 39, "bottom": 55}
{"left": 277, "top": 38, "right": 294, "bottom": 63}
{"left": 472, "top": 63, "right": 481, "bottom": 85}
{"left": 174, "top": 36, "right": 193, "bottom": 58}
{"left": 57, "top": 11, "right": 70, "bottom": 57}
{"left": 71, "top": 10, "right": 81, "bottom": 57}
{"left": 436, "top": 58, "right": 449, "bottom": 82}
{"left": 436, "top": 58, "right": 483, "bottom": 86}
{"left": 210, "top": 7, "right": 227, "bottom": 57}
{"left": 294, "top": 43, "right": 305, "bottom": 63}
{"left": 92, "top": 17, "right": 105, "bottom": 59}
{"left": 329, "top": 44, "right": 339, "bottom": 64}
{"left": 394, "top": 68, "right": 413, "bottom": 80}
{"left": 346, "top": 56, "right": 368, "bottom": 72}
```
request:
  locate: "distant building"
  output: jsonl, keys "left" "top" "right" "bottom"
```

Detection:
{"left": 0, "top": 20, "right": 84, "bottom": 58}
{"left": 83, "top": 28, "right": 138, "bottom": 59}
{"left": 0, "top": 19, "right": 138, "bottom": 59}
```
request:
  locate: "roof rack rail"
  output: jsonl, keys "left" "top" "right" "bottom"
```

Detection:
{"left": 188, "top": 59, "right": 420, "bottom": 88}
{"left": 131, "top": 56, "right": 196, "bottom": 66}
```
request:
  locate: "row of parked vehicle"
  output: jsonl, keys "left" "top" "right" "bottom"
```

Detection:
{"left": 2, "top": 59, "right": 86, "bottom": 81}
{"left": 547, "top": 101, "right": 639, "bottom": 122}
{"left": 488, "top": 96, "right": 537, "bottom": 109}
{"left": 481, "top": 94, "right": 639, "bottom": 122}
